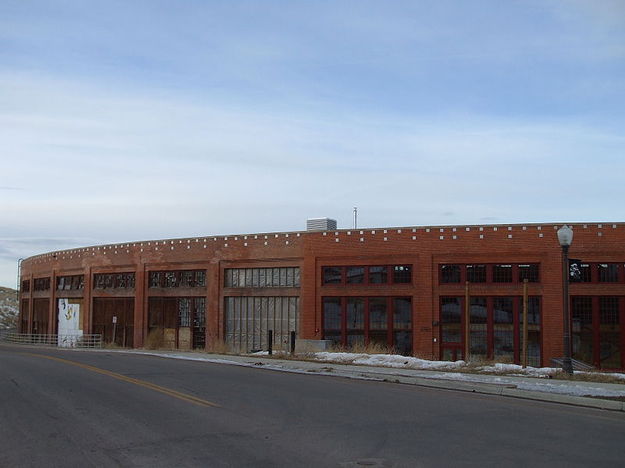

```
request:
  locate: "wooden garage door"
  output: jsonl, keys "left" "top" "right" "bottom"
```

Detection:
{"left": 32, "top": 298, "right": 49, "bottom": 335}
{"left": 92, "top": 298, "right": 134, "bottom": 347}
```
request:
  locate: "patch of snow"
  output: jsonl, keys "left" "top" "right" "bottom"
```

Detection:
{"left": 513, "top": 381, "right": 625, "bottom": 398}
{"left": 578, "top": 371, "right": 625, "bottom": 381}
{"left": 250, "top": 351, "right": 289, "bottom": 356}
{"left": 313, "top": 352, "right": 467, "bottom": 370}
{"left": 478, "top": 363, "right": 558, "bottom": 377}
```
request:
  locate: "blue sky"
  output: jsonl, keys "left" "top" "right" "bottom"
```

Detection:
{"left": 1, "top": 0, "right": 624, "bottom": 287}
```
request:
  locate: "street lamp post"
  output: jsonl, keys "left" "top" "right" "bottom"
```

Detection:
{"left": 557, "top": 225, "right": 574, "bottom": 375}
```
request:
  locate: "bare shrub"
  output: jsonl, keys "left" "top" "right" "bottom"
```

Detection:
{"left": 328, "top": 341, "right": 394, "bottom": 355}
{"left": 144, "top": 329, "right": 164, "bottom": 350}
{"left": 551, "top": 371, "right": 625, "bottom": 385}
{"left": 205, "top": 338, "right": 230, "bottom": 354}
{"left": 351, "top": 341, "right": 394, "bottom": 355}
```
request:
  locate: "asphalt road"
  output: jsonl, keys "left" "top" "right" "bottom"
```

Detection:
{"left": 1, "top": 345, "right": 624, "bottom": 468}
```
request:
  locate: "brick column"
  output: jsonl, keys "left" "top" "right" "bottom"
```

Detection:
{"left": 415, "top": 254, "right": 436, "bottom": 359}
{"left": 134, "top": 265, "right": 146, "bottom": 347}
{"left": 48, "top": 270, "right": 57, "bottom": 334}
{"left": 27, "top": 273, "right": 33, "bottom": 334}
{"left": 300, "top": 253, "right": 317, "bottom": 339}
{"left": 206, "top": 261, "right": 220, "bottom": 348}
{"left": 541, "top": 252, "right": 564, "bottom": 367}
{"left": 83, "top": 266, "right": 92, "bottom": 333}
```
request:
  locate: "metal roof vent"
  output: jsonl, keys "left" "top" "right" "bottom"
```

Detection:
{"left": 306, "top": 218, "right": 337, "bottom": 231}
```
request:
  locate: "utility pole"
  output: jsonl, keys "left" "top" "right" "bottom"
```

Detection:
{"left": 353, "top": 207, "right": 358, "bottom": 229}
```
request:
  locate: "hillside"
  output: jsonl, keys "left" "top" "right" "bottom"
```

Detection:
{"left": 0, "top": 286, "right": 18, "bottom": 329}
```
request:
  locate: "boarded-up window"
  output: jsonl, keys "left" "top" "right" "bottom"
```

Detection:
{"left": 225, "top": 296, "right": 299, "bottom": 353}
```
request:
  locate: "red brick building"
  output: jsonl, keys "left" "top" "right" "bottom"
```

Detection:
{"left": 18, "top": 222, "right": 625, "bottom": 370}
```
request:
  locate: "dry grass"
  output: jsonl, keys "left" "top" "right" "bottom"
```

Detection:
{"left": 551, "top": 371, "right": 625, "bottom": 385}
{"left": 267, "top": 350, "right": 317, "bottom": 360}
{"left": 102, "top": 341, "right": 122, "bottom": 349}
{"left": 205, "top": 338, "right": 230, "bottom": 354}
{"left": 329, "top": 342, "right": 395, "bottom": 355}
{"left": 463, "top": 357, "right": 513, "bottom": 369}
{"left": 144, "top": 330, "right": 164, "bottom": 350}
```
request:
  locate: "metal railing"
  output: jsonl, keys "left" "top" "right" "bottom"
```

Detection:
{"left": 1, "top": 333, "right": 103, "bottom": 348}
{"left": 0, "top": 328, "right": 16, "bottom": 341}
{"left": 550, "top": 357, "right": 595, "bottom": 372}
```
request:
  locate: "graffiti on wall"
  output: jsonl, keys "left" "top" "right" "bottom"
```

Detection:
{"left": 58, "top": 298, "right": 83, "bottom": 347}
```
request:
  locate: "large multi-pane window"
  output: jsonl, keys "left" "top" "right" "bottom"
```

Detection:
{"left": 469, "top": 297, "right": 487, "bottom": 359}
{"left": 94, "top": 273, "right": 135, "bottom": 289}
{"left": 322, "top": 296, "right": 412, "bottom": 355}
{"left": 21, "top": 280, "right": 30, "bottom": 292}
{"left": 466, "top": 265, "right": 486, "bottom": 283}
{"left": 323, "top": 265, "right": 412, "bottom": 286}
{"left": 346, "top": 267, "right": 365, "bottom": 284}
{"left": 368, "top": 298, "right": 388, "bottom": 346}
{"left": 440, "top": 264, "right": 540, "bottom": 284}
{"left": 569, "top": 262, "right": 625, "bottom": 283}
{"left": 572, "top": 296, "right": 623, "bottom": 369}
{"left": 492, "top": 265, "right": 513, "bottom": 283}
{"left": 598, "top": 264, "right": 619, "bottom": 283}
{"left": 440, "top": 297, "right": 462, "bottom": 344}
{"left": 440, "top": 296, "right": 542, "bottom": 366}
{"left": 149, "top": 270, "right": 206, "bottom": 288}
{"left": 393, "top": 298, "right": 412, "bottom": 355}
{"left": 346, "top": 297, "right": 365, "bottom": 346}
{"left": 600, "top": 297, "right": 620, "bottom": 369}
{"left": 393, "top": 266, "right": 412, "bottom": 284}
{"left": 520, "top": 297, "right": 542, "bottom": 367}
{"left": 322, "top": 267, "right": 342, "bottom": 285}
{"left": 493, "top": 297, "right": 514, "bottom": 360}
{"left": 33, "top": 277, "right": 50, "bottom": 291}
{"left": 368, "top": 267, "right": 388, "bottom": 284}
{"left": 323, "top": 297, "right": 342, "bottom": 345}
{"left": 440, "top": 265, "right": 461, "bottom": 283}
{"left": 572, "top": 297, "right": 594, "bottom": 365}
{"left": 518, "top": 264, "right": 540, "bottom": 283}
{"left": 225, "top": 267, "right": 300, "bottom": 288}
{"left": 57, "top": 275, "right": 84, "bottom": 291}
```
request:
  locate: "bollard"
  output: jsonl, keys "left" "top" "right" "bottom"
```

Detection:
{"left": 290, "top": 331, "right": 296, "bottom": 354}
{"left": 268, "top": 330, "right": 273, "bottom": 355}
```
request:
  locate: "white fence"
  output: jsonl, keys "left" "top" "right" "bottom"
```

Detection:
{"left": 1, "top": 332, "right": 103, "bottom": 348}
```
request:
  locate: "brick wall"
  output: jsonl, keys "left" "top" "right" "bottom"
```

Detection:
{"left": 19, "top": 223, "right": 625, "bottom": 367}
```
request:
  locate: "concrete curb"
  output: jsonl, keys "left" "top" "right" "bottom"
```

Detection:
{"left": 282, "top": 363, "right": 625, "bottom": 412}
{"left": 353, "top": 369, "right": 625, "bottom": 412}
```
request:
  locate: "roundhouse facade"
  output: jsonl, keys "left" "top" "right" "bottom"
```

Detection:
{"left": 18, "top": 222, "right": 625, "bottom": 370}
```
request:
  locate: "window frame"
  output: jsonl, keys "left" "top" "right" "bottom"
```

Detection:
{"left": 322, "top": 296, "right": 412, "bottom": 353}
{"left": 322, "top": 265, "right": 413, "bottom": 286}
{"left": 439, "top": 263, "right": 542, "bottom": 285}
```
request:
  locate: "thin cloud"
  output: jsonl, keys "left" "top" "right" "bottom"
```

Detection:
{"left": 0, "top": 1, "right": 623, "bottom": 286}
